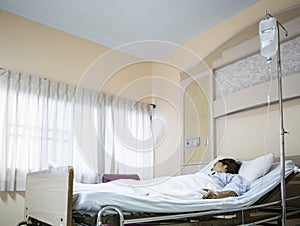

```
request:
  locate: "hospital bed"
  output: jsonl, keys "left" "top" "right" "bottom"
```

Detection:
{"left": 23, "top": 154, "right": 300, "bottom": 226}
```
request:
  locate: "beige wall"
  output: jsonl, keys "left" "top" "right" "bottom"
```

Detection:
{"left": 0, "top": 9, "right": 108, "bottom": 86}
{"left": 151, "top": 63, "right": 182, "bottom": 177}
{"left": 184, "top": 77, "right": 210, "bottom": 164}
{"left": 101, "top": 62, "right": 153, "bottom": 99}
{"left": 0, "top": 192, "right": 25, "bottom": 226}
{"left": 216, "top": 98, "right": 300, "bottom": 159}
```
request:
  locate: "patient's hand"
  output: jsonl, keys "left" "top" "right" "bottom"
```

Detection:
{"left": 203, "top": 189, "right": 217, "bottom": 199}
{"left": 203, "top": 189, "right": 237, "bottom": 199}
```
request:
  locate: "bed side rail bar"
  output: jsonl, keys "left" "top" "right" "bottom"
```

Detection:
{"left": 97, "top": 206, "right": 124, "bottom": 226}
{"left": 96, "top": 196, "right": 300, "bottom": 226}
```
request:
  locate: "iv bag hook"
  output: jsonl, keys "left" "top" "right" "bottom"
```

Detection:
{"left": 265, "top": 11, "right": 288, "bottom": 37}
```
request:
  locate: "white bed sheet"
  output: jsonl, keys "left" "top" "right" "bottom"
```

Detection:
{"left": 72, "top": 160, "right": 295, "bottom": 214}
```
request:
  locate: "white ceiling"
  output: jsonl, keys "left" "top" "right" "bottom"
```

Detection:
{"left": 0, "top": 0, "right": 260, "bottom": 59}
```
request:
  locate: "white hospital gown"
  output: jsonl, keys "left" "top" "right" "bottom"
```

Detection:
{"left": 209, "top": 171, "right": 250, "bottom": 196}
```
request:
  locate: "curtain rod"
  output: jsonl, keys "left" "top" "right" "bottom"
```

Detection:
{"left": 0, "top": 66, "right": 157, "bottom": 108}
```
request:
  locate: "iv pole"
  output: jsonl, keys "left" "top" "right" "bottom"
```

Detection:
{"left": 264, "top": 11, "right": 288, "bottom": 226}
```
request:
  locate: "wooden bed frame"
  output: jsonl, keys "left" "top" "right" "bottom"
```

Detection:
{"left": 23, "top": 161, "right": 300, "bottom": 226}
{"left": 24, "top": 166, "right": 74, "bottom": 226}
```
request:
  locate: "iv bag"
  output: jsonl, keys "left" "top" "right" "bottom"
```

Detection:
{"left": 259, "top": 17, "right": 278, "bottom": 58}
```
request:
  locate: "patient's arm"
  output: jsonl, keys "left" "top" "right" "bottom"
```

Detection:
{"left": 203, "top": 189, "right": 237, "bottom": 199}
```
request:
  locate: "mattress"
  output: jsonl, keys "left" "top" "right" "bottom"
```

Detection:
{"left": 72, "top": 160, "right": 295, "bottom": 215}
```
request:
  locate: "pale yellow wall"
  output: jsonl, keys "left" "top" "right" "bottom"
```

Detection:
{"left": 0, "top": 192, "right": 25, "bottom": 226}
{"left": 184, "top": 77, "right": 210, "bottom": 164}
{"left": 101, "top": 62, "right": 153, "bottom": 100}
{"left": 216, "top": 98, "right": 300, "bottom": 160}
{"left": 151, "top": 63, "right": 182, "bottom": 177}
{"left": 0, "top": 9, "right": 108, "bottom": 86}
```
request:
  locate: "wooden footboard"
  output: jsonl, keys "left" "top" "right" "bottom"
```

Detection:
{"left": 24, "top": 166, "right": 74, "bottom": 226}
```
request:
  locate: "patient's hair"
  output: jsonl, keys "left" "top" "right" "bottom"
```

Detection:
{"left": 219, "top": 158, "right": 241, "bottom": 174}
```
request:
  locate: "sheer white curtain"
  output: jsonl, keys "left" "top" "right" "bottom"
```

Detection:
{"left": 0, "top": 69, "right": 154, "bottom": 191}
{"left": 73, "top": 87, "right": 103, "bottom": 183}
{"left": 73, "top": 90, "right": 154, "bottom": 181}
{"left": 95, "top": 94, "right": 154, "bottom": 179}
{"left": 0, "top": 70, "right": 75, "bottom": 190}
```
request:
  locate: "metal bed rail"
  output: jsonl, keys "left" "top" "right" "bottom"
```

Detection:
{"left": 96, "top": 195, "right": 300, "bottom": 226}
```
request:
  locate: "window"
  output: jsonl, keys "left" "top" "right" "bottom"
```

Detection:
{"left": 0, "top": 69, "right": 154, "bottom": 191}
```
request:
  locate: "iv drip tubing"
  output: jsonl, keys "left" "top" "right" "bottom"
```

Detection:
{"left": 263, "top": 64, "right": 272, "bottom": 161}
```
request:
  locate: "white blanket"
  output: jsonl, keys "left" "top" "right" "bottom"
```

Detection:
{"left": 72, "top": 161, "right": 295, "bottom": 214}
{"left": 74, "top": 172, "right": 220, "bottom": 200}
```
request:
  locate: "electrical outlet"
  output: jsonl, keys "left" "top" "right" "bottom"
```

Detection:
{"left": 193, "top": 137, "right": 200, "bottom": 147}
{"left": 186, "top": 138, "right": 193, "bottom": 148}
{"left": 186, "top": 137, "right": 200, "bottom": 148}
{"left": 205, "top": 137, "right": 210, "bottom": 145}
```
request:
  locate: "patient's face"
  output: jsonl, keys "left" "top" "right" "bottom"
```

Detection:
{"left": 211, "top": 161, "right": 228, "bottom": 173}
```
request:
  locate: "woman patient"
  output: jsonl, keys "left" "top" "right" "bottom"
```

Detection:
{"left": 203, "top": 158, "right": 250, "bottom": 199}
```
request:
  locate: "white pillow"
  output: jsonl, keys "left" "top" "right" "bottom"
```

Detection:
{"left": 239, "top": 153, "right": 274, "bottom": 183}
